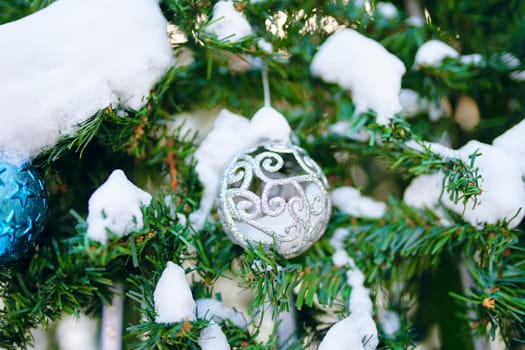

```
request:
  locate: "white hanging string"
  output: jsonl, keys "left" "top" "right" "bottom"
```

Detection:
{"left": 262, "top": 63, "right": 271, "bottom": 107}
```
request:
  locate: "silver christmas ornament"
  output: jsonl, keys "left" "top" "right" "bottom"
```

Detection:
{"left": 217, "top": 143, "right": 331, "bottom": 258}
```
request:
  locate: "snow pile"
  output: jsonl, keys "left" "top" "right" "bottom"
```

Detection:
{"left": 205, "top": 1, "right": 271, "bottom": 71}
{"left": 195, "top": 297, "right": 243, "bottom": 350}
{"left": 56, "top": 315, "right": 97, "bottom": 350}
{"left": 198, "top": 323, "right": 230, "bottom": 350}
{"left": 499, "top": 52, "right": 525, "bottom": 81}
{"left": 460, "top": 54, "right": 484, "bottom": 66}
{"left": 405, "top": 15, "right": 424, "bottom": 27}
{"left": 376, "top": 2, "right": 398, "bottom": 19}
{"left": 154, "top": 262, "right": 196, "bottom": 323}
{"left": 190, "top": 107, "right": 291, "bottom": 229}
{"left": 86, "top": 170, "right": 152, "bottom": 243}
{"left": 403, "top": 173, "right": 444, "bottom": 211}
{"left": 444, "top": 141, "right": 525, "bottom": 228}
{"left": 0, "top": 0, "right": 174, "bottom": 164}
{"left": 206, "top": 0, "right": 253, "bottom": 42}
{"left": 404, "top": 141, "right": 525, "bottom": 228}
{"left": 399, "top": 89, "right": 427, "bottom": 118}
{"left": 311, "top": 29, "right": 406, "bottom": 125}
{"left": 331, "top": 187, "right": 387, "bottom": 219}
{"left": 378, "top": 310, "right": 401, "bottom": 336}
{"left": 329, "top": 228, "right": 351, "bottom": 252}
{"left": 414, "top": 40, "right": 459, "bottom": 66}
{"left": 196, "top": 298, "right": 247, "bottom": 328}
{"left": 399, "top": 89, "right": 449, "bottom": 121}
{"left": 320, "top": 229, "right": 378, "bottom": 350}
{"left": 319, "top": 311, "right": 378, "bottom": 350}
{"left": 492, "top": 119, "right": 525, "bottom": 176}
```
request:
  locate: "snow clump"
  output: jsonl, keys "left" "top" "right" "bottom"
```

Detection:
{"left": 198, "top": 323, "right": 230, "bottom": 350}
{"left": 196, "top": 298, "right": 247, "bottom": 328}
{"left": 321, "top": 234, "right": 379, "bottom": 350}
{"left": 86, "top": 170, "right": 152, "bottom": 243}
{"left": 460, "top": 54, "right": 484, "bottom": 66}
{"left": 0, "top": 0, "right": 174, "bottom": 164}
{"left": 492, "top": 119, "right": 525, "bottom": 176}
{"left": 331, "top": 187, "right": 387, "bottom": 219}
{"left": 378, "top": 310, "right": 401, "bottom": 336}
{"left": 399, "top": 89, "right": 428, "bottom": 118}
{"left": 376, "top": 2, "right": 398, "bottom": 19}
{"left": 444, "top": 141, "right": 525, "bottom": 228}
{"left": 414, "top": 40, "right": 459, "bottom": 66}
{"left": 311, "top": 29, "right": 406, "bottom": 125}
{"left": 195, "top": 296, "right": 251, "bottom": 350}
{"left": 404, "top": 140, "right": 525, "bottom": 229}
{"left": 206, "top": 0, "right": 253, "bottom": 42}
{"left": 154, "top": 262, "right": 196, "bottom": 323}
{"left": 319, "top": 311, "right": 378, "bottom": 350}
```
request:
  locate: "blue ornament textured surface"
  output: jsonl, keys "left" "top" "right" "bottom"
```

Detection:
{"left": 0, "top": 162, "right": 48, "bottom": 264}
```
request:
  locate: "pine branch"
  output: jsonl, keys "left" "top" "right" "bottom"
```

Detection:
{"left": 310, "top": 116, "right": 481, "bottom": 206}
{"left": 239, "top": 243, "right": 349, "bottom": 316}
{"left": 331, "top": 199, "right": 525, "bottom": 344}
{"left": 0, "top": 236, "right": 113, "bottom": 348}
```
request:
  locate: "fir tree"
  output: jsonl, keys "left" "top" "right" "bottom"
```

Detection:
{"left": 0, "top": 0, "right": 524, "bottom": 349}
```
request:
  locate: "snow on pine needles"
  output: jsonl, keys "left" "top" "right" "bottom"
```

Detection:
{"left": 0, "top": 0, "right": 173, "bottom": 164}
{"left": 320, "top": 227, "right": 379, "bottom": 350}
{"left": 86, "top": 170, "right": 152, "bottom": 244}
{"left": 404, "top": 139, "right": 525, "bottom": 229}
{"left": 154, "top": 262, "right": 196, "bottom": 324}
{"left": 206, "top": 0, "right": 253, "bottom": 42}
{"left": 311, "top": 29, "right": 406, "bottom": 126}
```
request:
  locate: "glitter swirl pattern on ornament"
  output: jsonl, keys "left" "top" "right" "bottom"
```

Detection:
{"left": 217, "top": 143, "right": 331, "bottom": 258}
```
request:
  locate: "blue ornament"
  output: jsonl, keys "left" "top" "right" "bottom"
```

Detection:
{"left": 0, "top": 162, "right": 48, "bottom": 264}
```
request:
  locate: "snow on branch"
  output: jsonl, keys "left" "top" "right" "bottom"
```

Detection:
{"left": 154, "top": 262, "right": 196, "bottom": 324}
{"left": 86, "top": 170, "right": 152, "bottom": 243}
{"left": 0, "top": 0, "right": 174, "bottom": 163}
{"left": 311, "top": 29, "right": 406, "bottom": 125}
